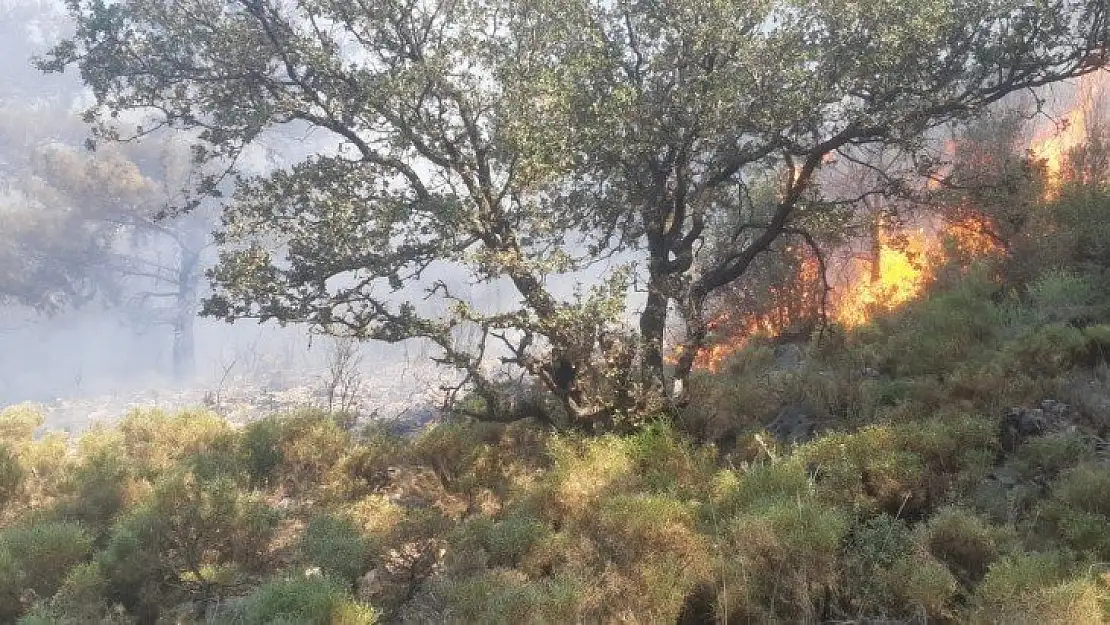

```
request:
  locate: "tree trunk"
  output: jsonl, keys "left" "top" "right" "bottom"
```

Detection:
{"left": 171, "top": 249, "right": 201, "bottom": 381}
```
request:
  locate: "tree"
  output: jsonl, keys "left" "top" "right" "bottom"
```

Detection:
{"left": 31, "top": 137, "right": 219, "bottom": 379}
{"left": 43, "top": 0, "right": 1109, "bottom": 425}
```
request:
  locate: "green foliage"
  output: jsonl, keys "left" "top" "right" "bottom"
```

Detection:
{"left": 0, "top": 545, "right": 24, "bottom": 621}
{"left": 1041, "top": 464, "right": 1110, "bottom": 560}
{"left": 272, "top": 410, "right": 352, "bottom": 495}
{"left": 0, "top": 404, "right": 44, "bottom": 443}
{"left": 50, "top": 561, "right": 109, "bottom": 619}
{"left": 58, "top": 445, "right": 130, "bottom": 535}
{"left": 437, "top": 570, "right": 581, "bottom": 625}
{"left": 300, "top": 514, "right": 372, "bottom": 586}
{"left": 240, "top": 575, "right": 377, "bottom": 625}
{"left": 453, "top": 514, "right": 551, "bottom": 570}
{"left": 0, "top": 442, "right": 26, "bottom": 512}
{"left": 411, "top": 421, "right": 489, "bottom": 492}
{"left": 1025, "top": 269, "right": 1107, "bottom": 325}
{"left": 99, "top": 468, "right": 279, "bottom": 618}
{"left": 1009, "top": 430, "right": 1094, "bottom": 481}
{"left": 842, "top": 515, "right": 958, "bottom": 619}
{"left": 862, "top": 272, "right": 1004, "bottom": 375}
{"left": 116, "top": 408, "right": 235, "bottom": 480}
{"left": 919, "top": 507, "right": 1008, "bottom": 586}
{"left": 970, "top": 552, "right": 1107, "bottom": 624}
{"left": 0, "top": 521, "right": 92, "bottom": 599}
{"left": 720, "top": 499, "right": 849, "bottom": 622}
{"left": 240, "top": 417, "right": 284, "bottom": 488}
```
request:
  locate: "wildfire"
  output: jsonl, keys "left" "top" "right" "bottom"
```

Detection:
{"left": 683, "top": 216, "right": 1003, "bottom": 372}
{"left": 1029, "top": 71, "right": 1108, "bottom": 198}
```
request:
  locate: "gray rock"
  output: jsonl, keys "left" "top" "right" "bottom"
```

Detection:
{"left": 766, "top": 404, "right": 818, "bottom": 445}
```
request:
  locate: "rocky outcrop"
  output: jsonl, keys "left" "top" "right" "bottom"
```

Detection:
{"left": 766, "top": 404, "right": 819, "bottom": 445}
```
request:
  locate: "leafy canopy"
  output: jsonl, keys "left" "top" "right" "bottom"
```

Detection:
{"left": 43, "top": 0, "right": 1109, "bottom": 423}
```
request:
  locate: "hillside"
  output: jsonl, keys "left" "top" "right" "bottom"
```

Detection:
{"left": 3, "top": 185, "right": 1110, "bottom": 623}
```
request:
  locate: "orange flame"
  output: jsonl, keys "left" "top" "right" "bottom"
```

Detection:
{"left": 684, "top": 217, "right": 1003, "bottom": 372}
{"left": 1029, "top": 71, "right": 1109, "bottom": 198}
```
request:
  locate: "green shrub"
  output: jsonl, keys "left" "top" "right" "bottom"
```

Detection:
{"left": 241, "top": 575, "right": 378, "bottom": 624}
{"left": 411, "top": 421, "right": 488, "bottom": 492}
{"left": 1010, "top": 430, "right": 1093, "bottom": 481}
{"left": 1025, "top": 268, "right": 1106, "bottom": 325}
{"left": 1004, "top": 323, "right": 1089, "bottom": 376}
{"left": 50, "top": 561, "right": 109, "bottom": 620}
{"left": 240, "top": 417, "right": 284, "bottom": 488}
{"left": 0, "top": 546, "right": 24, "bottom": 621}
{"left": 0, "top": 521, "right": 92, "bottom": 599}
{"left": 61, "top": 431, "right": 132, "bottom": 534}
{"left": 1042, "top": 464, "right": 1110, "bottom": 559}
{"left": 116, "top": 408, "right": 234, "bottom": 480}
{"left": 273, "top": 410, "right": 352, "bottom": 495}
{"left": 0, "top": 404, "right": 44, "bottom": 443}
{"left": 453, "top": 514, "right": 550, "bottom": 570}
{"left": 794, "top": 426, "right": 929, "bottom": 516}
{"left": 866, "top": 273, "right": 1003, "bottom": 375}
{"left": 843, "top": 514, "right": 958, "bottom": 619}
{"left": 437, "top": 570, "right": 581, "bottom": 625}
{"left": 300, "top": 514, "right": 372, "bottom": 586}
{"left": 970, "top": 552, "right": 1107, "bottom": 624}
{"left": 918, "top": 507, "right": 1007, "bottom": 586}
{"left": 720, "top": 499, "right": 849, "bottom": 622}
{"left": 99, "top": 469, "right": 279, "bottom": 619}
{"left": 0, "top": 442, "right": 26, "bottom": 512}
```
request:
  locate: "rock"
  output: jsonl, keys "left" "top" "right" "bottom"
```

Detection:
{"left": 999, "top": 399, "right": 1073, "bottom": 453}
{"left": 771, "top": 343, "right": 805, "bottom": 371}
{"left": 1000, "top": 407, "right": 1046, "bottom": 452}
{"left": 358, "top": 568, "right": 384, "bottom": 600}
{"left": 766, "top": 404, "right": 818, "bottom": 445}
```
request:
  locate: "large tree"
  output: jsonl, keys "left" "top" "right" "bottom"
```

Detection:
{"left": 43, "top": 0, "right": 1109, "bottom": 424}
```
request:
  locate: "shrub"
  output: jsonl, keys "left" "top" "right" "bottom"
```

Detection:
{"left": 1004, "top": 323, "right": 1090, "bottom": 376}
{"left": 0, "top": 404, "right": 44, "bottom": 443}
{"left": 50, "top": 561, "right": 109, "bottom": 620}
{"left": 0, "top": 546, "right": 23, "bottom": 621}
{"left": 300, "top": 514, "right": 372, "bottom": 586}
{"left": 452, "top": 513, "right": 550, "bottom": 571}
{"left": 241, "top": 575, "right": 378, "bottom": 624}
{"left": 1041, "top": 464, "right": 1110, "bottom": 559}
{"left": 843, "top": 514, "right": 958, "bottom": 619}
{"left": 793, "top": 426, "right": 929, "bottom": 517}
{"left": 437, "top": 570, "right": 581, "bottom": 625}
{"left": 0, "top": 443, "right": 26, "bottom": 512}
{"left": 59, "top": 446, "right": 130, "bottom": 535}
{"left": 0, "top": 521, "right": 92, "bottom": 599}
{"left": 866, "top": 273, "right": 1003, "bottom": 376}
{"left": 240, "top": 417, "right": 284, "bottom": 488}
{"left": 323, "top": 429, "right": 407, "bottom": 501}
{"left": 273, "top": 410, "right": 352, "bottom": 495}
{"left": 410, "top": 421, "right": 489, "bottom": 493}
{"left": 1009, "top": 430, "right": 1093, "bottom": 481}
{"left": 116, "top": 408, "right": 234, "bottom": 480}
{"left": 918, "top": 507, "right": 1007, "bottom": 586}
{"left": 970, "top": 552, "right": 1107, "bottom": 624}
{"left": 99, "top": 469, "right": 279, "bottom": 618}
{"left": 1025, "top": 269, "right": 1107, "bottom": 326}
{"left": 719, "top": 499, "right": 849, "bottom": 622}
{"left": 19, "top": 433, "right": 72, "bottom": 505}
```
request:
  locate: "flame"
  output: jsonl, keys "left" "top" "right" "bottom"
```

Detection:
{"left": 683, "top": 216, "right": 1003, "bottom": 372}
{"left": 1029, "top": 71, "right": 1108, "bottom": 198}
{"left": 833, "top": 229, "right": 932, "bottom": 328}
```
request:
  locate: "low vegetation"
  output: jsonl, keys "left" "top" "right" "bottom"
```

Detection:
{"left": 3, "top": 192, "right": 1110, "bottom": 624}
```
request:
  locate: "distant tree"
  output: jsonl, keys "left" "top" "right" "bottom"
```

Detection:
{"left": 0, "top": 95, "right": 216, "bottom": 377}
{"left": 31, "top": 137, "right": 219, "bottom": 379}
{"left": 44, "top": 0, "right": 1110, "bottom": 425}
